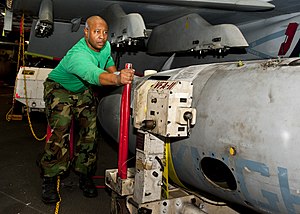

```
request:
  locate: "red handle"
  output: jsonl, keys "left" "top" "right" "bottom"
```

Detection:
{"left": 118, "top": 63, "right": 132, "bottom": 179}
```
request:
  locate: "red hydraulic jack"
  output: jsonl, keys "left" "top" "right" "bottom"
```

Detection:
{"left": 104, "top": 63, "right": 136, "bottom": 200}
{"left": 118, "top": 62, "right": 132, "bottom": 180}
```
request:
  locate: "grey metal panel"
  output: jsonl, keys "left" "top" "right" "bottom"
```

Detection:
{"left": 28, "top": 19, "right": 84, "bottom": 58}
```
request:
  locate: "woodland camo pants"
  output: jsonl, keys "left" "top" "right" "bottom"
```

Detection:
{"left": 40, "top": 79, "right": 98, "bottom": 177}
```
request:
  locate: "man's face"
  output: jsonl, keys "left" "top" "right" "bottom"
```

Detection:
{"left": 84, "top": 19, "right": 108, "bottom": 52}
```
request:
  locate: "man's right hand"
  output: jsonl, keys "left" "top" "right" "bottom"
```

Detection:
{"left": 98, "top": 68, "right": 135, "bottom": 86}
{"left": 117, "top": 68, "right": 135, "bottom": 85}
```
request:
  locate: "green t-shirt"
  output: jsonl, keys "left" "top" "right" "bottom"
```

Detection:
{"left": 48, "top": 38, "right": 115, "bottom": 93}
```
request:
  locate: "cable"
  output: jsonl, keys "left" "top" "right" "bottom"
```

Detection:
{"left": 54, "top": 176, "right": 61, "bottom": 214}
{"left": 5, "top": 12, "right": 23, "bottom": 122}
{"left": 19, "top": 13, "right": 46, "bottom": 141}
{"left": 5, "top": 13, "right": 47, "bottom": 141}
{"left": 23, "top": 73, "right": 47, "bottom": 141}
{"left": 5, "top": 69, "right": 19, "bottom": 122}
{"left": 119, "top": 156, "right": 135, "bottom": 176}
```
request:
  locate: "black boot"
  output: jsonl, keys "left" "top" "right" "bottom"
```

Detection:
{"left": 79, "top": 174, "right": 98, "bottom": 198}
{"left": 41, "top": 176, "right": 60, "bottom": 204}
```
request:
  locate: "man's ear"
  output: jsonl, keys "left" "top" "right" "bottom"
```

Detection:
{"left": 84, "top": 28, "right": 88, "bottom": 38}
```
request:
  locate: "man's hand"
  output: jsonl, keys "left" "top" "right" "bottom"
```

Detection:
{"left": 117, "top": 68, "right": 135, "bottom": 85}
{"left": 98, "top": 68, "right": 135, "bottom": 86}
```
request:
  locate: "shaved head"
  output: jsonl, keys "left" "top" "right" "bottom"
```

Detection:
{"left": 84, "top": 16, "right": 109, "bottom": 52}
{"left": 85, "top": 16, "right": 108, "bottom": 30}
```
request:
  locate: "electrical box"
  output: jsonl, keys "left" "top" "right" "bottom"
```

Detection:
{"left": 133, "top": 80, "right": 196, "bottom": 137}
{"left": 15, "top": 66, "right": 52, "bottom": 111}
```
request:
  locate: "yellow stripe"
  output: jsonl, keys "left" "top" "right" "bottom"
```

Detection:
{"left": 162, "top": 139, "right": 169, "bottom": 199}
{"left": 25, "top": 51, "right": 54, "bottom": 60}
{"left": 166, "top": 140, "right": 186, "bottom": 188}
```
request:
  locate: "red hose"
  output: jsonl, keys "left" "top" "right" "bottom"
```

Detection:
{"left": 46, "top": 125, "right": 51, "bottom": 142}
{"left": 92, "top": 176, "right": 105, "bottom": 189}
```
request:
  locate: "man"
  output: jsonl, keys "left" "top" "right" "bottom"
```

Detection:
{"left": 40, "top": 15, "right": 134, "bottom": 204}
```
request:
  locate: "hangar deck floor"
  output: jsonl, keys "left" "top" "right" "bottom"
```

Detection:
{"left": 0, "top": 84, "right": 120, "bottom": 214}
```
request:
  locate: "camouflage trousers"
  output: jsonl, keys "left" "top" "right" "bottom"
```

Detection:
{"left": 41, "top": 80, "right": 98, "bottom": 177}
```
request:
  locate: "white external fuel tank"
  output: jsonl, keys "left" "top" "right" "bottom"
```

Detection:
{"left": 98, "top": 58, "right": 300, "bottom": 214}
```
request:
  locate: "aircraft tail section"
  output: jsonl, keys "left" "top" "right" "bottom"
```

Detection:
{"left": 239, "top": 12, "right": 300, "bottom": 59}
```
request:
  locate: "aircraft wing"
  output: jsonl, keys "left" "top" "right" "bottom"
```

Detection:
{"left": 3, "top": 0, "right": 300, "bottom": 68}
{"left": 7, "top": 0, "right": 299, "bottom": 27}
{"left": 114, "top": 0, "right": 275, "bottom": 11}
